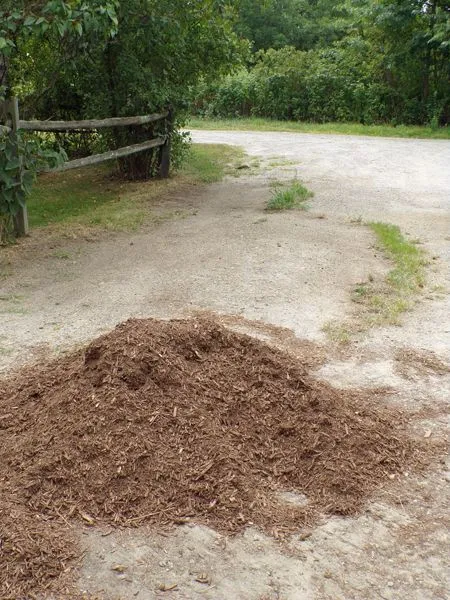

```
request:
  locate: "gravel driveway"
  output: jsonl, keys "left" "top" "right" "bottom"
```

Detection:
{"left": 1, "top": 130, "right": 449, "bottom": 599}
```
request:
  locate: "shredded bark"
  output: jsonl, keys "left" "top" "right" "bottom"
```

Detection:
{"left": 0, "top": 317, "right": 441, "bottom": 598}
{"left": 394, "top": 347, "right": 450, "bottom": 379}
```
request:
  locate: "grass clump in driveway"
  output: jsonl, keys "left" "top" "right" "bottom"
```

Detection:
{"left": 369, "top": 222, "right": 426, "bottom": 293}
{"left": 356, "top": 222, "right": 428, "bottom": 327}
{"left": 324, "top": 222, "right": 429, "bottom": 344}
{"left": 266, "top": 180, "right": 313, "bottom": 211}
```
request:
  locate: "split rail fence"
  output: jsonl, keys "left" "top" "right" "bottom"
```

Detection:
{"left": 0, "top": 97, "right": 173, "bottom": 236}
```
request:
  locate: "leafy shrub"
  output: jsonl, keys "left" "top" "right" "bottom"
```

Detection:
{"left": 193, "top": 71, "right": 257, "bottom": 118}
{"left": 192, "top": 42, "right": 449, "bottom": 126}
{"left": 0, "top": 132, "right": 66, "bottom": 241}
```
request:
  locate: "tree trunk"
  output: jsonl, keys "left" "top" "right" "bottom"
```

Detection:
{"left": 0, "top": 52, "right": 9, "bottom": 95}
{"left": 104, "top": 40, "right": 156, "bottom": 180}
{"left": 422, "top": 0, "right": 437, "bottom": 105}
{"left": 115, "top": 125, "right": 158, "bottom": 180}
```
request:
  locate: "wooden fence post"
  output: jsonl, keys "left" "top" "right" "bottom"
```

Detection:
{"left": 159, "top": 108, "right": 173, "bottom": 179}
{"left": 4, "top": 98, "right": 28, "bottom": 236}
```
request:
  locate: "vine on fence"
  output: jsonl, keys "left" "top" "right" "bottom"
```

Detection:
{"left": 0, "top": 131, "right": 66, "bottom": 241}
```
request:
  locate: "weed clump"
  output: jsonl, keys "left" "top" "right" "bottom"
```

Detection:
{"left": 266, "top": 180, "right": 313, "bottom": 211}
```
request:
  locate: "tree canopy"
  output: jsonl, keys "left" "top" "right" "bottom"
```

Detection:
{"left": 1, "top": 0, "right": 448, "bottom": 239}
{"left": 0, "top": 0, "right": 119, "bottom": 96}
{"left": 195, "top": 0, "right": 450, "bottom": 126}
{"left": 3, "top": 0, "right": 448, "bottom": 128}
{"left": 2, "top": 0, "right": 242, "bottom": 114}
{"left": 0, "top": 0, "right": 243, "bottom": 236}
{"left": 235, "top": 0, "right": 352, "bottom": 51}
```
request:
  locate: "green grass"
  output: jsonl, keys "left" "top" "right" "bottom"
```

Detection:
{"left": 0, "top": 293, "right": 27, "bottom": 315}
{"left": 321, "top": 322, "right": 352, "bottom": 344}
{"left": 266, "top": 180, "right": 313, "bottom": 211}
{"left": 180, "top": 143, "right": 246, "bottom": 183}
{"left": 360, "top": 222, "right": 427, "bottom": 326}
{"left": 188, "top": 117, "right": 450, "bottom": 140}
{"left": 26, "top": 143, "right": 245, "bottom": 232}
{"left": 323, "top": 222, "right": 429, "bottom": 343}
{"left": 353, "top": 222, "right": 428, "bottom": 329}
{"left": 27, "top": 165, "right": 140, "bottom": 230}
{"left": 369, "top": 222, "right": 426, "bottom": 294}
{"left": 267, "top": 158, "right": 297, "bottom": 168}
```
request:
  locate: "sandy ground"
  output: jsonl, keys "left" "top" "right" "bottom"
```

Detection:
{"left": 1, "top": 131, "right": 450, "bottom": 599}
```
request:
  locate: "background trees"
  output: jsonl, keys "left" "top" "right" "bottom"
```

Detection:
{"left": 235, "top": 0, "right": 351, "bottom": 51}
{"left": 195, "top": 0, "right": 450, "bottom": 125}
{"left": 1, "top": 0, "right": 243, "bottom": 179}
{"left": 0, "top": 1, "right": 243, "bottom": 237}
{"left": 1, "top": 1, "right": 448, "bottom": 239}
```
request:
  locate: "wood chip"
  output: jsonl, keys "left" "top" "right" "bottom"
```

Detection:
{"left": 158, "top": 582, "right": 178, "bottom": 591}
{"left": 111, "top": 564, "right": 127, "bottom": 573}
{"left": 0, "top": 316, "right": 442, "bottom": 599}
{"left": 298, "top": 528, "right": 313, "bottom": 541}
{"left": 80, "top": 512, "right": 96, "bottom": 526}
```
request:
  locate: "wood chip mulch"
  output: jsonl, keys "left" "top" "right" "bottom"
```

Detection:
{"left": 0, "top": 317, "right": 443, "bottom": 598}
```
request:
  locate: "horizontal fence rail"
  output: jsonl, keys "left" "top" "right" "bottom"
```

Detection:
{"left": 1, "top": 97, "right": 173, "bottom": 237}
{"left": 52, "top": 136, "right": 166, "bottom": 172}
{"left": 19, "top": 111, "right": 169, "bottom": 132}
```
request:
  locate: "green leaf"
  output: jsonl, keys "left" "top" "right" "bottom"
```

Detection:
{"left": 106, "top": 5, "right": 118, "bottom": 26}
{"left": 1, "top": 188, "right": 14, "bottom": 205}
{"left": 23, "top": 16, "right": 36, "bottom": 27}
{"left": 22, "top": 170, "right": 35, "bottom": 188}
{"left": 56, "top": 21, "right": 67, "bottom": 37}
{"left": 5, "top": 19, "right": 18, "bottom": 32}
{"left": 4, "top": 158, "right": 20, "bottom": 171}
{"left": 0, "top": 171, "right": 14, "bottom": 187}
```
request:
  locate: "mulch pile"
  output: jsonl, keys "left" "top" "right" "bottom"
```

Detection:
{"left": 0, "top": 317, "right": 441, "bottom": 598}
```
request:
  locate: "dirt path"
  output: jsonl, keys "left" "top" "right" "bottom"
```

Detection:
{"left": 1, "top": 131, "right": 449, "bottom": 599}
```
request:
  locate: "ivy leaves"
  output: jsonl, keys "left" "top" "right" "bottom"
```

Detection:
{"left": 0, "top": 135, "right": 24, "bottom": 217}
{"left": 0, "top": 131, "right": 66, "bottom": 221}
{"left": 0, "top": 1, "right": 117, "bottom": 237}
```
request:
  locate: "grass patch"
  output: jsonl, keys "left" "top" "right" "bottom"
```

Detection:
{"left": 0, "top": 293, "right": 24, "bottom": 302}
{"left": 322, "top": 322, "right": 352, "bottom": 345}
{"left": 188, "top": 117, "right": 450, "bottom": 140}
{"left": 0, "top": 294, "right": 27, "bottom": 315}
{"left": 180, "top": 143, "right": 246, "bottom": 183}
{"left": 267, "top": 158, "right": 297, "bottom": 168}
{"left": 266, "top": 180, "right": 313, "bottom": 211}
{"left": 51, "top": 249, "right": 72, "bottom": 260}
{"left": 353, "top": 222, "right": 428, "bottom": 326}
{"left": 359, "top": 222, "right": 427, "bottom": 326}
{"left": 26, "top": 144, "right": 245, "bottom": 233}
{"left": 323, "top": 222, "right": 429, "bottom": 343}
{"left": 27, "top": 165, "right": 146, "bottom": 231}
{"left": 369, "top": 222, "right": 426, "bottom": 293}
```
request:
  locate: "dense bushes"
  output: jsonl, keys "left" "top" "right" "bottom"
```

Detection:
{"left": 192, "top": 39, "right": 449, "bottom": 126}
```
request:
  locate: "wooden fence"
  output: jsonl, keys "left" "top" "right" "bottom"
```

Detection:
{"left": 0, "top": 98, "right": 173, "bottom": 236}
